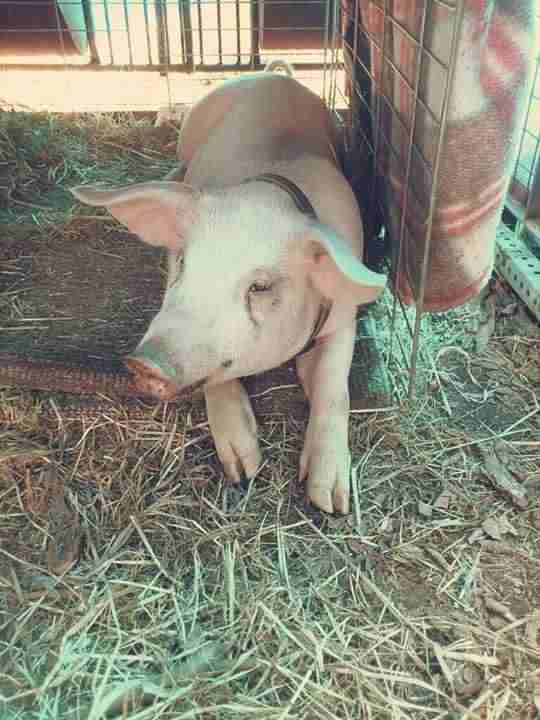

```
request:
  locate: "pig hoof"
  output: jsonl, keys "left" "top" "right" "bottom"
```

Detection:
{"left": 300, "top": 441, "right": 351, "bottom": 515}
{"left": 306, "top": 482, "right": 350, "bottom": 515}
{"left": 221, "top": 445, "right": 262, "bottom": 486}
{"left": 205, "top": 379, "right": 262, "bottom": 488}
{"left": 306, "top": 488, "right": 334, "bottom": 515}
{"left": 223, "top": 458, "right": 243, "bottom": 485}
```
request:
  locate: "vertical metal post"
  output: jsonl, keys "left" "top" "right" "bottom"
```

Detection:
{"left": 178, "top": 0, "right": 194, "bottom": 69}
{"left": 369, "top": 0, "right": 388, "bottom": 205}
{"left": 122, "top": 0, "right": 134, "bottom": 66}
{"left": 322, "top": 0, "right": 331, "bottom": 100}
{"left": 250, "top": 0, "right": 261, "bottom": 70}
{"left": 103, "top": 0, "right": 115, "bottom": 64}
{"left": 53, "top": 0, "right": 68, "bottom": 60}
{"left": 407, "top": 0, "right": 467, "bottom": 400}
{"left": 388, "top": 2, "right": 430, "bottom": 374}
{"left": 512, "top": 56, "right": 539, "bottom": 204}
{"left": 328, "top": 0, "right": 340, "bottom": 110}
{"left": 235, "top": 0, "right": 242, "bottom": 65}
{"left": 155, "top": 0, "right": 171, "bottom": 67}
{"left": 81, "top": 0, "right": 100, "bottom": 64}
{"left": 196, "top": 0, "right": 204, "bottom": 65}
{"left": 367, "top": 0, "right": 388, "bottom": 280}
{"left": 216, "top": 0, "right": 224, "bottom": 65}
{"left": 525, "top": 157, "right": 540, "bottom": 225}
{"left": 142, "top": 0, "right": 153, "bottom": 64}
{"left": 522, "top": 125, "right": 540, "bottom": 245}
{"left": 349, "top": 0, "right": 360, "bottom": 137}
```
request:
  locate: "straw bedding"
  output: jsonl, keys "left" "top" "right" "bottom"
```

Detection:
{"left": 1, "top": 110, "right": 539, "bottom": 719}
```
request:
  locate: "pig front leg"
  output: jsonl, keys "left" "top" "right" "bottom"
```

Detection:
{"left": 296, "top": 321, "right": 355, "bottom": 514}
{"left": 205, "top": 379, "right": 262, "bottom": 484}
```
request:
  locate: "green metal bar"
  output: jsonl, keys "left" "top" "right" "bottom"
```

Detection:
{"left": 235, "top": 0, "right": 241, "bottom": 65}
{"left": 196, "top": 0, "right": 204, "bottom": 65}
{"left": 177, "top": 0, "right": 194, "bottom": 69}
{"left": 122, "top": 0, "right": 134, "bottom": 66}
{"left": 216, "top": 0, "right": 223, "bottom": 65}
{"left": 142, "top": 0, "right": 153, "bottom": 65}
{"left": 102, "top": 0, "right": 115, "bottom": 64}
{"left": 81, "top": 0, "right": 100, "bottom": 63}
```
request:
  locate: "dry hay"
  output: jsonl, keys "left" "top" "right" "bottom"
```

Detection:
{"left": 1, "top": 110, "right": 540, "bottom": 720}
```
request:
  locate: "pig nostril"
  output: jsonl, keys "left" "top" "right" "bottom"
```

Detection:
{"left": 124, "top": 357, "right": 151, "bottom": 380}
{"left": 221, "top": 359, "right": 233, "bottom": 369}
{"left": 123, "top": 356, "right": 179, "bottom": 401}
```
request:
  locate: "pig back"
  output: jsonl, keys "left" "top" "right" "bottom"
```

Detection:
{"left": 182, "top": 74, "right": 338, "bottom": 189}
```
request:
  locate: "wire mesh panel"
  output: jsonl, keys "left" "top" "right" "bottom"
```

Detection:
{"left": 0, "top": 0, "right": 344, "bottom": 112}
{"left": 0, "top": 0, "right": 250, "bottom": 69}
{"left": 333, "top": 0, "right": 538, "bottom": 397}
{"left": 508, "top": 14, "right": 540, "bottom": 220}
{"left": 0, "top": 0, "right": 340, "bottom": 70}
{"left": 494, "top": 4, "right": 540, "bottom": 325}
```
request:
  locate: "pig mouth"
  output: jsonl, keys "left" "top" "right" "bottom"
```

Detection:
{"left": 124, "top": 356, "right": 207, "bottom": 401}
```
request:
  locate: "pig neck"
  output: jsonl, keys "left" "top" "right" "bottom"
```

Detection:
{"left": 185, "top": 134, "right": 338, "bottom": 191}
{"left": 187, "top": 139, "right": 348, "bottom": 243}
{"left": 248, "top": 172, "right": 318, "bottom": 220}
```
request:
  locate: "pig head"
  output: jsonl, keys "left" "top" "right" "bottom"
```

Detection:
{"left": 71, "top": 70, "right": 386, "bottom": 514}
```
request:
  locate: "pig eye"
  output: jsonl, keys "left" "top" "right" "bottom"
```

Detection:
{"left": 248, "top": 280, "right": 272, "bottom": 294}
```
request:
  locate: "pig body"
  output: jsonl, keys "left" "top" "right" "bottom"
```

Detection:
{"left": 71, "top": 65, "right": 386, "bottom": 514}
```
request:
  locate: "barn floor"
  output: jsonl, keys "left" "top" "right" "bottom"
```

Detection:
{"left": 1, "top": 67, "right": 346, "bottom": 114}
{"left": 1, "top": 111, "right": 540, "bottom": 720}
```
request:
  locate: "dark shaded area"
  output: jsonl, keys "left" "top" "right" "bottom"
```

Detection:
{"left": 0, "top": 224, "right": 164, "bottom": 371}
{"left": 259, "top": 0, "right": 338, "bottom": 51}
{"left": 0, "top": 0, "right": 82, "bottom": 57}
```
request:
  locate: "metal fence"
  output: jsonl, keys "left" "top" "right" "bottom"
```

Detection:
{"left": 331, "top": 0, "right": 465, "bottom": 396}
{"left": 507, "top": 45, "right": 540, "bottom": 235}
{"left": 1, "top": 0, "right": 539, "bottom": 398}
{"left": 0, "top": 0, "right": 339, "bottom": 71}
{"left": 330, "top": 0, "right": 540, "bottom": 396}
{"left": 498, "top": 38, "right": 540, "bottom": 333}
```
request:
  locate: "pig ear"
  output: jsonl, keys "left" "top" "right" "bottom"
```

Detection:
{"left": 306, "top": 223, "right": 387, "bottom": 305}
{"left": 70, "top": 181, "right": 198, "bottom": 250}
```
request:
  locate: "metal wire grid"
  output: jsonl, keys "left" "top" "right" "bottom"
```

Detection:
{"left": 1, "top": 0, "right": 346, "bottom": 113}
{"left": 0, "top": 0, "right": 338, "bottom": 71}
{"left": 509, "top": 34, "right": 540, "bottom": 231}
{"left": 330, "top": 0, "right": 467, "bottom": 398}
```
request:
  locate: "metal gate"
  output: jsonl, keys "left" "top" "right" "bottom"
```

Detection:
{"left": 0, "top": 0, "right": 338, "bottom": 71}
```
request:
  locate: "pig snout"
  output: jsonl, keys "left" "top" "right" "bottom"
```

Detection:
{"left": 124, "top": 340, "right": 208, "bottom": 401}
{"left": 123, "top": 337, "right": 182, "bottom": 400}
{"left": 124, "top": 355, "right": 180, "bottom": 401}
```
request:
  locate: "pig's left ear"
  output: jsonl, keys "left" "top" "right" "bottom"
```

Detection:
{"left": 70, "top": 181, "right": 198, "bottom": 250}
{"left": 306, "top": 223, "right": 387, "bottom": 305}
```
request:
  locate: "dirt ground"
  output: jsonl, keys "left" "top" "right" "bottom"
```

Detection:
{"left": 1, "top": 112, "right": 540, "bottom": 719}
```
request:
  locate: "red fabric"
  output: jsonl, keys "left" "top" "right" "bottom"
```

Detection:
{"left": 349, "top": 0, "right": 536, "bottom": 311}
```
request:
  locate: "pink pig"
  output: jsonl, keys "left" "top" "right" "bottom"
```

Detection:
{"left": 71, "top": 64, "right": 386, "bottom": 514}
